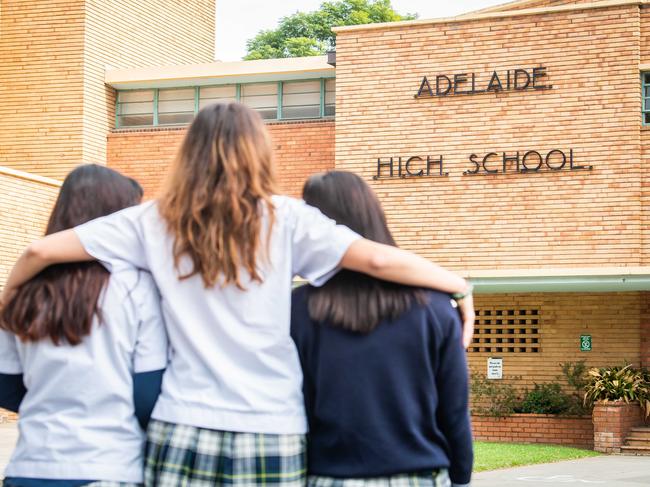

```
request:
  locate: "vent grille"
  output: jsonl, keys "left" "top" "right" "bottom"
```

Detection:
{"left": 469, "top": 308, "right": 540, "bottom": 354}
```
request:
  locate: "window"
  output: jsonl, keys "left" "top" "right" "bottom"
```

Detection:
{"left": 199, "top": 85, "right": 237, "bottom": 109}
{"left": 115, "top": 78, "right": 334, "bottom": 128}
{"left": 641, "top": 73, "right": 650, "bottom": 125}
{"left": 158, "top": 88, "right": 195, "bottom": 125}
{"left": 241, "top": 83, "right": 277, "bottom": 120}
{"left": 117, "top": 90, "right": 154, "bottom": 127}
{"left": 325, "top": 78, "right": 335, "bottom": 117}
{"left": 282, "top": 80, "right": 320, "bottom": 119}
{"left": 469, "top": 308, "right": 541, "bottom": 354}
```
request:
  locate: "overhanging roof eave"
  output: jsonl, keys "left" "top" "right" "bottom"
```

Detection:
{"left": 464, "top": 268, "right": 650, "bottom": 293}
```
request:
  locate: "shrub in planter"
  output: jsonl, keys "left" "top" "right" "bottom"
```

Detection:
{"left": 559, "top": 360, "right": 592, "bottom": 416}
{"left": 584, "top": 364, "right": 650, "bottom": 418}
{"left": 470, "top": 375, "right": 520, "bottom": 417}
{"left": 516, "top": 383, "right": 572, "bottom": 415}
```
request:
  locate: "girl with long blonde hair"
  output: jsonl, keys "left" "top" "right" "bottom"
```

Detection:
{"left": 1, "top": 102, "right": 473, "bottom": 486}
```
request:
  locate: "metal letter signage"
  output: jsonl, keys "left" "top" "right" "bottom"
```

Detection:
{"left": 415, "top": 66, "right": 552, "bottom": 98}
{"left": 373, "top": 149, "right": 592, "bottom": 180}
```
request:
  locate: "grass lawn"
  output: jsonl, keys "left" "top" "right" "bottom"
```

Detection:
{"left": 474, "top": 441, "right": 600, "bottom": 472}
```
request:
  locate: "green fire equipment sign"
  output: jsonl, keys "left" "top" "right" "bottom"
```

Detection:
{"left": 580, "top": 335, "right": 592, "bottom": 352}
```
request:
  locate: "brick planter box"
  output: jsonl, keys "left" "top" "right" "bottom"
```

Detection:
{"left": 472, "top": 413, "right": 594, "bottom": 449}
{"left": 593, "top": 401, "right": 645, "bottom": 453}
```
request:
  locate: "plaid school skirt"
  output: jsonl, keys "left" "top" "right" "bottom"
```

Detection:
{"left": 307, "top": 471, "right": 451, "bottom": 487}
{"left": 144, "top": 419, "right": 306, "bottom": 487}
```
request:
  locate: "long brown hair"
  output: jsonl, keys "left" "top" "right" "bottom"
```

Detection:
{"left": 0, "top": 165, "right": 143, "bottom": 345}
{"left": 158, "top": 102, "right": 277, "bottom": 289}
{"left": 302, "top": 171, "right": 425, "bottom": 333}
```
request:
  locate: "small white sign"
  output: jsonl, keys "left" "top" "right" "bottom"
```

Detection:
{"left": 487, "top": 357, "right": 503, "bottom": 380}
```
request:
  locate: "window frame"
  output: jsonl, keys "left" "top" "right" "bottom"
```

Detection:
{"left": 115, "top": 89, "right": 156, "bottom": 129}
{"left": 115, "top": 77, "right": 335, "bottom": 129}
{"left": 281, "top": 79, "right": 322, "bottom": 120}
{"left": 156, "top": 87, "right": 197, "bottom": 126}
{"left": 641, "top": 71, "right": 650, "bottom": 127}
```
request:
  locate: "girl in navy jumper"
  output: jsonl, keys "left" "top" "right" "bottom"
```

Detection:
{"left": 291, "top": 171, "right": 473, "bottom": 487}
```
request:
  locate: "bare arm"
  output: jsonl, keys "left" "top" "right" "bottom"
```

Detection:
{"left": 1, "top": 230, "right": 91, "bottom": 305}
{"left": 341, "top": 239, "right": 475, "bottom": 348}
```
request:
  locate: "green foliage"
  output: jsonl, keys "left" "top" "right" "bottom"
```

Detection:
{"left": 517, "top": 383, "right": 572, "bottom": 415}
{"left": 558, "top": 360, "right": 592, "bottom": 416}
{"left": 471, "top": 375, "right": 520, "bottom": 417}
{"left": 472, "top": 362, "right": 593, "bottom": 417}
{"left": 560, "top": 360, "right": 589, "bottom": 392}
{"left": 244, "top": 0, "right": 417, "bottom": 60}
{"left": 584, "top": 364, "right": 650, "bottom": 418}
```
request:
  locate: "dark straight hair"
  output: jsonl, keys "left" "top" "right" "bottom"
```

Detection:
{"left": 0, "top": 164, "right": 143, "bottom": 345}
{"left": 302, "top": 171, "right": 425, "bottom": 333}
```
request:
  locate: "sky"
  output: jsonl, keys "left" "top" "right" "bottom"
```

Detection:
{"left": 215, "top": 0, "right": 510, "bottom": 61}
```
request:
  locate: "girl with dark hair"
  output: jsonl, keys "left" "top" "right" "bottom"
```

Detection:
{"left": 291, "top": 171, "right": 473, "bottom": 487}
{"left": 0, "top": 165, "right": 168, "bottom": 487}
{"left": 1, "top": 103, "right": 473, "bottom": 486}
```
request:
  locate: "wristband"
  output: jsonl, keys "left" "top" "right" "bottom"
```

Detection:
{"left": 452, "top": 283, "right": 473, "bottom": 300}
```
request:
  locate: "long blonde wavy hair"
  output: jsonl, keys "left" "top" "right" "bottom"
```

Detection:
{"left": 158, "top": 102, "right": 277, "bottom": 289}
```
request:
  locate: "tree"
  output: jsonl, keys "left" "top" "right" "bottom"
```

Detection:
{"left": 244, "top": 0, "right": 417, "bottom": 60}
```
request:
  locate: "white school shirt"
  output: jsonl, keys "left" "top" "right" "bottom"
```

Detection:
{"left": 74, "top": 195, "right": 360, "bottom": 434}
{"left": 0, "top": 269, "right": 168, "bottom": 483}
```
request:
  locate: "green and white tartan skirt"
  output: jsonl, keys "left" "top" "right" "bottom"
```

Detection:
{"left": 144, "top": 419, "right": 306, "bottom": 487}
{"left": 307, "top": 471, "right": 451, "bottom": 487}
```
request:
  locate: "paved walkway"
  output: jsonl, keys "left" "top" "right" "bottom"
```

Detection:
{"left": 0, "top": 423, "right": 17, "bottom": 476}
{"left": 473, "top": 455, "right": 650, "bottom": 486}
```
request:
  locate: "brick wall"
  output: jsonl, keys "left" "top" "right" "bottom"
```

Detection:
{"left": 593, "top": 402, "right": 644, "bottom": 453}
{"left": 643, "top": 131, "right": 650, "bottom": 266}
{"left": 641, "top": 292, "right": 650, "bottom": 369}
{"left": 0, "top": 168, "right": 60, "bottom": 286}
{"left": 107, "top": 121, "right": 336, "bottom": 199}
{"left": 268, "top": 120, "right": 336, "bottom": 197}
{"left": 479, "top": 0, "right": 594, "bottom": 13}
{"left": 0, "top": 1, "right": 85, "bottom": 177}
{"left": 469, "top": 293, "right": 641, "bottom": 390}
{"left": 472, "top": 414, "right": 593, "bottom": 448}
{"left": 641, "top": 6, "right": 650, "bottom": 62}
{"left": 82, "top": 0, "right": 215, "bottom": 170}
{"left": 0, "top": 0, "right": 214, "bottom": 180}
{"left": 0, "top": 410, "right": 18, "bottom": 423}
{"left": 335, "top": 4, "right": 643, "bottom": 269}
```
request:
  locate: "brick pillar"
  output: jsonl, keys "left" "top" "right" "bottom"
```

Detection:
{"left": 642, "top": 292, "right": 650, "bottom": 369}
{"left": 593, "top": 402, "right": 643, "bottom": 453}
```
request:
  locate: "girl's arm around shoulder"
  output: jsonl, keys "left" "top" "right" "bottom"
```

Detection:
{"left": 340, "top": 239, "right": 475, "bottom": 346}
{"left": 1, "top": 203, "right": 151, "bottom": 307}
{"left": 285, "top": 196, "right": 474, "bottom": 345}
{"left": 1, "top": 230, "right": 91, "bottom": 306}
